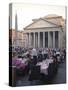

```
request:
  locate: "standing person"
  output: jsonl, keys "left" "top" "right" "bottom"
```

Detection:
{"left": 38, "top": 49, "right": 43, "bottom": 62}
{"left": 60, "top": 49, "right": 65, "bottom": 63}
{"left": 53, "top": 50, "right": 57, "bottom": 62}
{"left": 43, "top": 49, "right": 48, "bottom": 60}
{"left": 31, "top": 48, "right": 37, "bottom": 65}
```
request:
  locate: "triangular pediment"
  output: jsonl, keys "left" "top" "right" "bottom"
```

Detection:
{"left": 24, "top": 18, "right": 58, "bottom": 30}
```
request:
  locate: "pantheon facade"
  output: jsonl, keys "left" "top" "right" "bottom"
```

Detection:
{"left": 23, "top": 15, "right": 66, "bottom": 49}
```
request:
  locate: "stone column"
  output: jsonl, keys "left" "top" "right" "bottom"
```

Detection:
{"left": 28, "top": 33, "right": 29, "bottom": 47}
{"left": 34, "top": 32, "right": 35, "bottom": 48}
{"left": 38, "top": 32, "right": 40, "bottom": 48}
{"left": 32, "top": 32, "right": 34, "bottom": 48}
{"left": 29, "top": 33, "right": 31, "bottom": 48}
{"left": 24, "top": 33, "right": 27, "bottom": 48}
{"left": 27, "top": 33, "right": 29, "bottom": 48}
{"left": 53, "top": 31, "right": 55, "bottom": 48}
{"left": 58, "top": 31, "right": 61, "bottom": 48}
{"left": 48, "top": 31, "right": 50, "bottom": 48}
{"left": 43, "top": 32, "right": 45, "bottom": 48}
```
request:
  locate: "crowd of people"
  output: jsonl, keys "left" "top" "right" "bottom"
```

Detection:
{"left": 12, "top": 47, "right": 66, "bottom": 65}
{"left": 11, "top": 47, "right": 66, "bottom": 84}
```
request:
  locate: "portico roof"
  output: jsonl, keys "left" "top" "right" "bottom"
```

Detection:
{"left": 24, "top": 14, "right": 65, "bottom": 30}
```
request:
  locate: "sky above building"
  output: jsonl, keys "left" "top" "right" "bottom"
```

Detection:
{"left": 12, "top": 3, "right": 66, "bottom": 31}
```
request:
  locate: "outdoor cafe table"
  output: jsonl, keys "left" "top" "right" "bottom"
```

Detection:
{"left": 12, "top": 58, "right": 28, "bottom": 70}
{"left": 36, "top": 59, "right": 54, "bottom": 75}
{"left": 45, "top": 59, "right": 54, "bottom": 65}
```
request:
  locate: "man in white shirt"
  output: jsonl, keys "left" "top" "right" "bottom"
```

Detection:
{"left": 31, "top": 48, "right": 37, "bottom": 56}
{"left": 31, "top": 48, "right": 37, "bottom": 65}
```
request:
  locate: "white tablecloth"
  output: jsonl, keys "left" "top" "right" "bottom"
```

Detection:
{"left": 45, "top": 59, "right": 53, "bottom": 65}
{"left": 36, "top": 59, "right": 54, "bottom": 75}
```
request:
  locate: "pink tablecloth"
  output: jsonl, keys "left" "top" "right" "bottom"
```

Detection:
{"left": 12, "top": 58, "right": 28, "bottom": 70}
